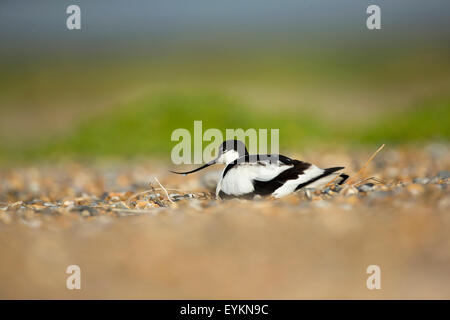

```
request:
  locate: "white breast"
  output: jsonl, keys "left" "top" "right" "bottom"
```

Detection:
{"left": 216, "top": 162, "right": 293, "bottom": 197}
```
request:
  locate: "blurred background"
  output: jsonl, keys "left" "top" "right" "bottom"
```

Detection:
{"left": 0, "top": 0, "right": 449, "bottom": 162}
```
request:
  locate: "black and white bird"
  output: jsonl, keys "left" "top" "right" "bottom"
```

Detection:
{"left": 171, "top": 140, "right": 348, "bottom": 199}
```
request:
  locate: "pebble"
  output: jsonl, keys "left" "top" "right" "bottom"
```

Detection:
{"left": 43, "top": 202, "right": 55, "bottom": 207}
{"left": 169, "top": 193, "right": 185, "bottom": 201}
{"left": 0, "top": 148, "right": 448, "bottom": 228}
{"left": 149, "top": 194, "right": 161, "bottom": 201}
{"left": 413, "top": 178, "right": 430, "bottom": 185}
{"left": 304, "top": 189, "right": 313, "bottom": 200}
{"left": 135, "top": 201, "right": 149, "bottom": 209}
{"left": 112, "top": 202, "right": 129, "bottom": 209}
{"left": 322, "top": 187, "right": 338, "bottom": 196}
{"left": 9, "top": 201, "right": 23, "bottom": 210}
{"left": 71, "top": 205, "right": 98, "bottom": 216}
{"left": 63, "top": 200, "right": 75, "bottom": 207}
{"left": 343, "top": 187, "right": 358, "bottom": 196}
{"left": 430, "top": 177, "right": 440, "bottom": 184}
{"left": 357, "top": 183, "right": 375, "bottom": 193}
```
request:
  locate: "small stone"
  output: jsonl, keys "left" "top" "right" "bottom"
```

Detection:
{"left": 149, "top": 194, "right": 161, "bottom": 201}
{"left": 413, "top": 178, "right": 430, "bottom": 185}
{"left": 63, "top": 200, "right": 75, "bottom": 207}
{"left": 430, "top": 177, "right": 440, "bottom": 184}
{"left": 71, "top": 205, "right": 98, "bottom": 215}
{"left": 43, "top": 202, "right": 55, "bottom": 207}
{"left": 74, "top": 197, "right": 90, "bottom": 205}
{"left": 169, "top": 193, "right": 184, "bottom": 201}
{"left": 29, "top": 204, "right": 46, "bottom": 211}
{"left": 113, "top": 202, "right": 129, "bottom": 209}
{"left": 135, "top": 201, "right": 149, "bottom": 209}
{"left": 357, "top": 183, "right": 375, "bottom": 193}
{"left": 304, "top": 189, "right": 313, "bottom": 200}
{"left": 100, "top": 192, "right": 109, "bottom": 200}
{"left": 9, "top": 201, "right": 23, "bottom": 210}
{"left": 343, "top": 187, "right": 358, "bottom": 196}
{"left": 28, "top": 199, "right": 43, "bottom": 205}
{"left": 153, "top": 199, "right": 165, "bottom": 207}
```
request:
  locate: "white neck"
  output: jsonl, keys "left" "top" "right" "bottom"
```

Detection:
{"left": 218, "top": 150, "right": 241, "bottom": 164}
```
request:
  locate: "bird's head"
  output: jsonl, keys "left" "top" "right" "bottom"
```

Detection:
{"left": 215, "top": 139, "right": 248, "bottom": 164}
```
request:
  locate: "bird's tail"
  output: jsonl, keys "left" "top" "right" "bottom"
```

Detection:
{"left": 336, "top": 173, "right": 349, "bottom": 185}
{"left": 300, "top": 166, "right": 348, "bottom": 189}
{"left": 324, "top": 167, "right": 349, "bottom": 185}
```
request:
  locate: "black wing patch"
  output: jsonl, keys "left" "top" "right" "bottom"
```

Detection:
{"left": 294, "top": 166, "right": 345, "bottom": 191}
{"left": 222, "top": 154, "right": 295, "bottom": 178}
{"left": 253, "top": 160, "right": 311, "bottom": 195}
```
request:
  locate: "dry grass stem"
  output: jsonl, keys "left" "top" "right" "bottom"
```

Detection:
{"left": 154, "top": 177, "right": 175, "bottom": 203}
{"left": 346, "top": 144, "right": 386, "bottom": 185}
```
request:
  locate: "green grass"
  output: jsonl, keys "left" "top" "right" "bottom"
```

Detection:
{"left": 361, "top": 98, "right": 450, "bottom": 144}
{"left": 1, "top": 91, "right": 449, "bottom": 162}
{"left": 2, "top": 46, "right": 450, "bottom": 162}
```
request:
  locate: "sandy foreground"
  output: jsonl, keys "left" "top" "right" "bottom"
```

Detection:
{"left": 0, "top": 146, "right": 449, "bottom": 299}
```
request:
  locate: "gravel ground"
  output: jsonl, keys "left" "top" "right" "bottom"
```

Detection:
{"left": 0, "top": 145, "right": 449, "bottom": 299}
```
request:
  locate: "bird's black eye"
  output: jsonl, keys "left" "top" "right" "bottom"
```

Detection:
{"left": 222, "top": 142, "right": 230, "bottom": 151}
